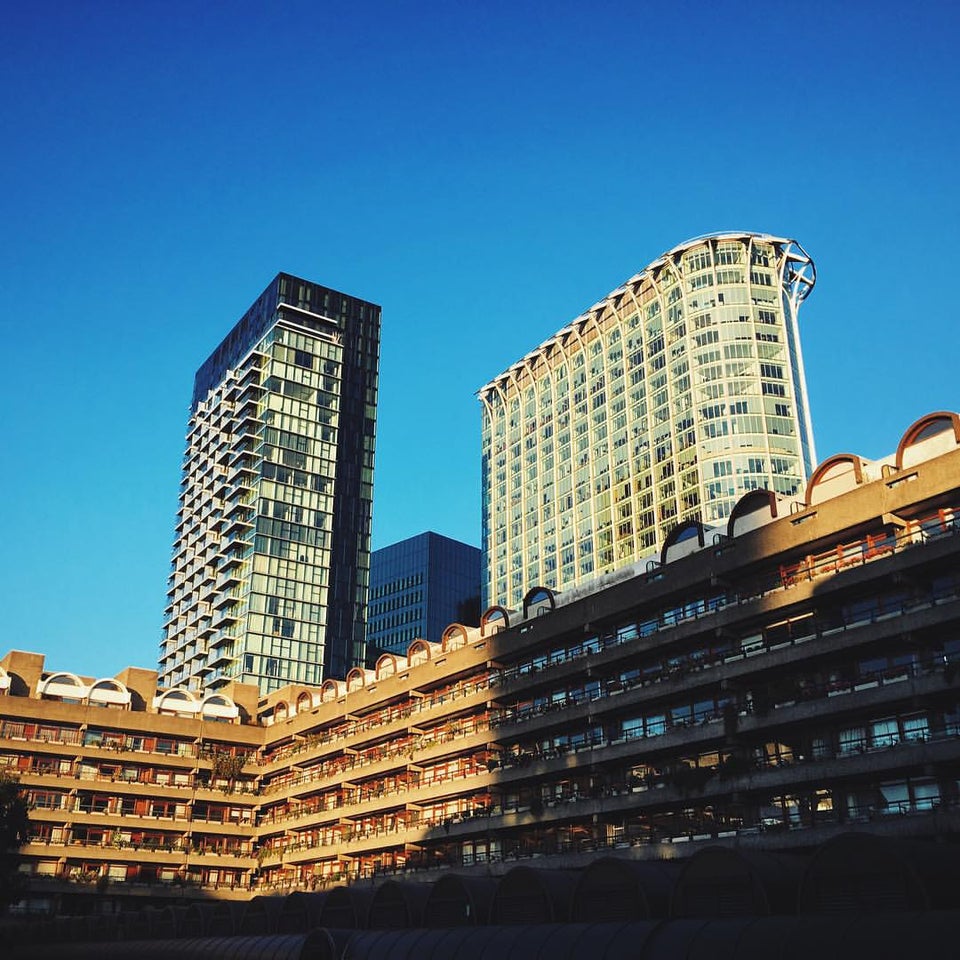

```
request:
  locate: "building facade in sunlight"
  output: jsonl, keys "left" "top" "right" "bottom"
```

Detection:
{"left": 3, "top": 412, "right": 958, "bottom": 916}
{"left": 479, "top": 232, "right": 816, "bottom": 610}
{"left": 159, "top": 274, "right": 380, "bottom": 693}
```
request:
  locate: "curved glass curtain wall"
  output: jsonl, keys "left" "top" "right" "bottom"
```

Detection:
{"left": 480, "top": 233, "right": 816, "bottom": 611}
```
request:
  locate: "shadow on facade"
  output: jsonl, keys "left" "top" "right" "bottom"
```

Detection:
{"left": 7, "top": 834, "right": 960, "bottom": 957}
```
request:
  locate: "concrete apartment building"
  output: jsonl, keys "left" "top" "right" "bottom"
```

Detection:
{"left": 2, "top": 411, "right": 959, "bottom": 920}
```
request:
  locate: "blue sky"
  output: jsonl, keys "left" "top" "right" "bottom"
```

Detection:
{"left": 1, "top": 1, "right": 957, "bottom": 678}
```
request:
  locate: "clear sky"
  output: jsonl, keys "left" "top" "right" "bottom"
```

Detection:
{"left": 1, "top": 1, "right": 958, "bottom": 678}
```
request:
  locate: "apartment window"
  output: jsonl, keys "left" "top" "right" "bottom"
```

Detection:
{"left": 902, "top": 714, "right": 930, "bottom": 742}
{"left": 838, "top": 726, "right": 866, "bottom": 754}
{"left": 871, "top": 719, "right": 899, "bottom": 748}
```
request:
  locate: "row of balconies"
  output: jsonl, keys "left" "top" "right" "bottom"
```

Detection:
{"left": 20, "top": 869, "right": 251, "bottom": 899}
{"left": 0, "top": 725, "right": 259, "bottom": 763}
{"left": 252, "top": 663, "right": 955, "bottom": 840}
{"left": 13, "top": 713, "right": 955, "bottom": 887}
{"left": 257, "top": 799, "right": 953, "bottom": 891}
{"left": 21, "top": 837, "right": 256, "bottom": 866}
{"left": 255, "top": 733, "right": 960, "bottom": 867}
{"left": 257, "top": 655, "right": 954, "bottom": 828}
{"left": 22, "top": 592, "right": 952, "bottom": 816}
{"left": 492, "top": 681, "right": 954, "bottom": 793}
{"left": 249, "top": 585, "right": 955, "bottom": 805}
{"left": 489, "top": 577, "right": 958, "bottom": 713}
{"left": 247, "top": 529, "right": 959, "bottom": 781}
{"left": 3, "top": 738, "right": 198, "bottom": 767}
{"left": 490, "top": 646, "right": 951, "bottom": 753}
{"left": 259, "top": 760, "right": 490, "bottom": 832}
{"left": 260, "top": 720, "right": 494, "bottom": 799}
{"left": 12, "top": 765, "right": 258, "bottom": 800}
{"left": 27, "top": 796, "right": 253, "bottom": 826}
{"left": 11, "top": 507, "right": 960, "bottom": 863}
{"left": 258, "top": 676, "right": 492, "bottom": 768}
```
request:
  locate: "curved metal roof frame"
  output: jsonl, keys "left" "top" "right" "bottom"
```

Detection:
{"left": 573, "top": 857, "right": 680, "bottom": 922}
{"left": 85, "top": 913, "right": 119, "bottom": 943}
{"left": 671, "top": 846, "right": 808, "bottom": 918}
{"left": 803, "top": 453, "right": 866, "bottom": 506}
{"left": 239, "top": 895, "right": 286, "bottom": 936}
{"left": 440, "top": 624, "right": 471, "bottom": 652}
{"left": 337, "top": 928, "right": 394, "bottom": 960}
{"left": 155, "top": 905, "right": 191, "bottom": 940}
{"left": 480, "top": 605, "right": 512, "bottom": 634}
{"left": 589, "top": 921, "right": 662, "bottom": 960}
{"left": 797, "top": 832, "right": 960, "bottom": 914}
{"left": 318, "top": 885, "right": 377, "bottom": 930}
{"left": 304, "top": 927, "right": 354, "bottom": 960}
{"left": 154, "top": 686, "right": 201, "bottom": 713}
{"left": 13, "top": 918, "right": 960, "bottom": 959}
{"left": 366, "top": 879, "right": 433, "bottom": 929}
{"left": 491, "top": 866, "right": 580, "bottom": 923}
{"left": 276, "top": 892, "right": 328, "bottom": 935}
{"left": 660, "top": 519, "right": 706, "bottom": 567}
{"left": 423, "top": 873, "right": 501, "bottom": 926}
{"left": 202, "top": 900, "right": 247, "bottom": 937}
{"left": 522, "top": 586, "right": 557, "bottom": 619}
{"left": 374, "top": 653, "right": 404, "bottom": 679}
{"left": 89, "top": 677, "right": 128, "bottom": 692}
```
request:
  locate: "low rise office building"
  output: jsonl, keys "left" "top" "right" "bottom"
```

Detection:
{"left": 367, "top": 532, "right": 480, "bottom": 656}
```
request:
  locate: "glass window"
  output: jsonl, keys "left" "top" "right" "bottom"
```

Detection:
{"left": 871, "top": 719, "right": 899, "bottom": 748}
{"left": 912, "top": 779, "right": 940, "bottom": 810}
{"left": 646, "top": 714, "right": 666, "bottom": 737}
{"left": 902, "top": 714, "right": 929, "bottom": 742}
{"left": 838, "top": 726, "right": 866, "bottom": 755}
{"left": 879, "top": 781, "right": 909, "bottom": 813}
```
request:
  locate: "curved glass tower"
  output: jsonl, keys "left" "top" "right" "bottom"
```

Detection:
{"left": 479, "top": 232, "right": 816, "bottom": 610}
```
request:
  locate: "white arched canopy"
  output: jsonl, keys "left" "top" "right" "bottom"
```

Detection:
{"left": 201, "top": 693, "right": 239, "bottom": 720}
{"left": 88, "top": 678, "right": 132, "bottom": 707}
{"left": 38, "top": 672, "right": 90, "bottom": 701}
{"left": 152, "top": 687, "right": 201, "bottom": 715}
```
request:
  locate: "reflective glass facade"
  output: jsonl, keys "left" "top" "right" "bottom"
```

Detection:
{"left": 160, "top": 274, "right": 380, "bottom": 693}
{"left": 480, "top": 233, "right": 816, "bottom": 610}
{"left": 367, "top": 532, "right": 481, "bottom": 654}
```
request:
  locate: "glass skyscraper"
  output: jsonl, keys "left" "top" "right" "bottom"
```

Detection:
{"left": 479, "top": 232, "right": 816, "bottom": 610}
{"left": 160, "top": 273, "right": 380, "bottom": 693}
{"left": 367, "top": 532, "right": 481, "bottom": 655}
